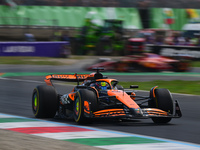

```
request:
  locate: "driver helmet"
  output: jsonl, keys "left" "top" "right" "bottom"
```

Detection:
{"left": 100, "top": 82, "right": 107, "bottom": 90}
{"left": 94, "top": 81, "right": 108, "bottom": 91}
{"left": 91, "top": 81, "right": 109, "bottom": 91}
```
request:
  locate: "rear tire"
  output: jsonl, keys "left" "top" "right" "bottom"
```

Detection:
{"left": 73, "top": 89, "right": 98, "bottom": 124}
{"left": 149, "top": 88, "right": 174, "bottom": 124}
{"left": 32, "top": 85, "right": 58, "bottom": 118}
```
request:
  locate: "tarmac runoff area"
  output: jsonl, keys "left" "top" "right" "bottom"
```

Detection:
{"left": 0, "top": 113, "right": 200, "bottom": 150}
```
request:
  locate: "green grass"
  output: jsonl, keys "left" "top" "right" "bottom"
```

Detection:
{"left": 191, "top": 61, "right": 200, "bottom": 67}
{"left": 119, "top": 80, "right": 200, "bottom": 95}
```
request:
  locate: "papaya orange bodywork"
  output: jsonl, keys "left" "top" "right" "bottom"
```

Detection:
{"left": 107, "top": 90, "right": 140, "bottom": 109}
{"left": 84, "top": 101, "right": 90, "bottom": 114}
{"left": 95, "top": 79, "right": 140, "bottom": 109}
{"left": 68, "top": 93, "right": 76, "bottom": 101}
{"left": 152, "top": 86, "right": 158, "bottom": 98}
{"left": 44, "top": 74, "right": 91, "bottom": 86}
{"left": 93, "top": 109, "right": 125, "bottom": 117}
{"left": 143, "top": 108, "right": 168, "bottom": 116}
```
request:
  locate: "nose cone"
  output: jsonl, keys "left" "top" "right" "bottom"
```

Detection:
{"left": 129, "top": 108, "right": 143, "bottom": 117}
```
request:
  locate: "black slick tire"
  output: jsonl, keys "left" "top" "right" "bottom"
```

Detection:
{"left": 149, "top": 88, "right": 174, "bottom": 124}
{"left": 32, "top": 85, "right": 58, "bottom": 118}
{"left": 73, "top": 89, "right": 98, "bottom": 124}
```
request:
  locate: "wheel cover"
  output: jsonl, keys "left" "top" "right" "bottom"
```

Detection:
{"left": 32, "top": 90, "right": 39, "bottom": 116}
{"left": 34, "top": 96, "right": 37, "bottom": 108}
{"left": 33, "top": 92, "right": 38, "bottom": 113}
{"left": 74, "top": 97, "right": 80, "bottom": 116}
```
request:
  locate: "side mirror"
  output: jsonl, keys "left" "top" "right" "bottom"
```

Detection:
{"left": 130, "top": 85, "right": 139, "bottom": 88}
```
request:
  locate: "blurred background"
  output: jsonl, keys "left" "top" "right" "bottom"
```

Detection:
{"left": 1, "top": 1, "right": 200, "bottom": 148}
{"left": 1, "top": 0, "right": 200, "bottom": 67}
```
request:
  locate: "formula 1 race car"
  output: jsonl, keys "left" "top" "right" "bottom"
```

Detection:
{"left": 86, "top": 53, "right": 190, "bottom": 72}
{"left": 32, "top": 68, "right": 182, "bottom": 124}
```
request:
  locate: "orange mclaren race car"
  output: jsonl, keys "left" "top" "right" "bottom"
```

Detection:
{"left": 32, "top": 68, "right": 182, "bottom": 124}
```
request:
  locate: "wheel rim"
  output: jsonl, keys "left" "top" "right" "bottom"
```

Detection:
{"left": 32, "top": 91, "right": 38, "bottom": 113}
{"left": 74, "top": 97, "right": 80, "bottom": 117}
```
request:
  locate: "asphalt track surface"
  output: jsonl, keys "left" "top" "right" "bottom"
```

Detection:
{"left": 0, "top": 62, "right": 200, "bottom": 147}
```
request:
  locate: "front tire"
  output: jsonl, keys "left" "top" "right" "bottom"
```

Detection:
{"left": 73, "top": 89, "right": 98, "bottom": 124}
{"left": 32, "top": 85, "right": 58, "bottom": 118}
{"left": 149, "top": 88, "right": 174, "bottom": 124}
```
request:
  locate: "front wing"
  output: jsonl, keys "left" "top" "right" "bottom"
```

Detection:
{"left": 83, "top": 100, "right": 182, "bottom": 119}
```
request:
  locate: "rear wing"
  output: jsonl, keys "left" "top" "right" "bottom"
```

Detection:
{"left": 44, "top": 74, "right": 90, "bottom": 86}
